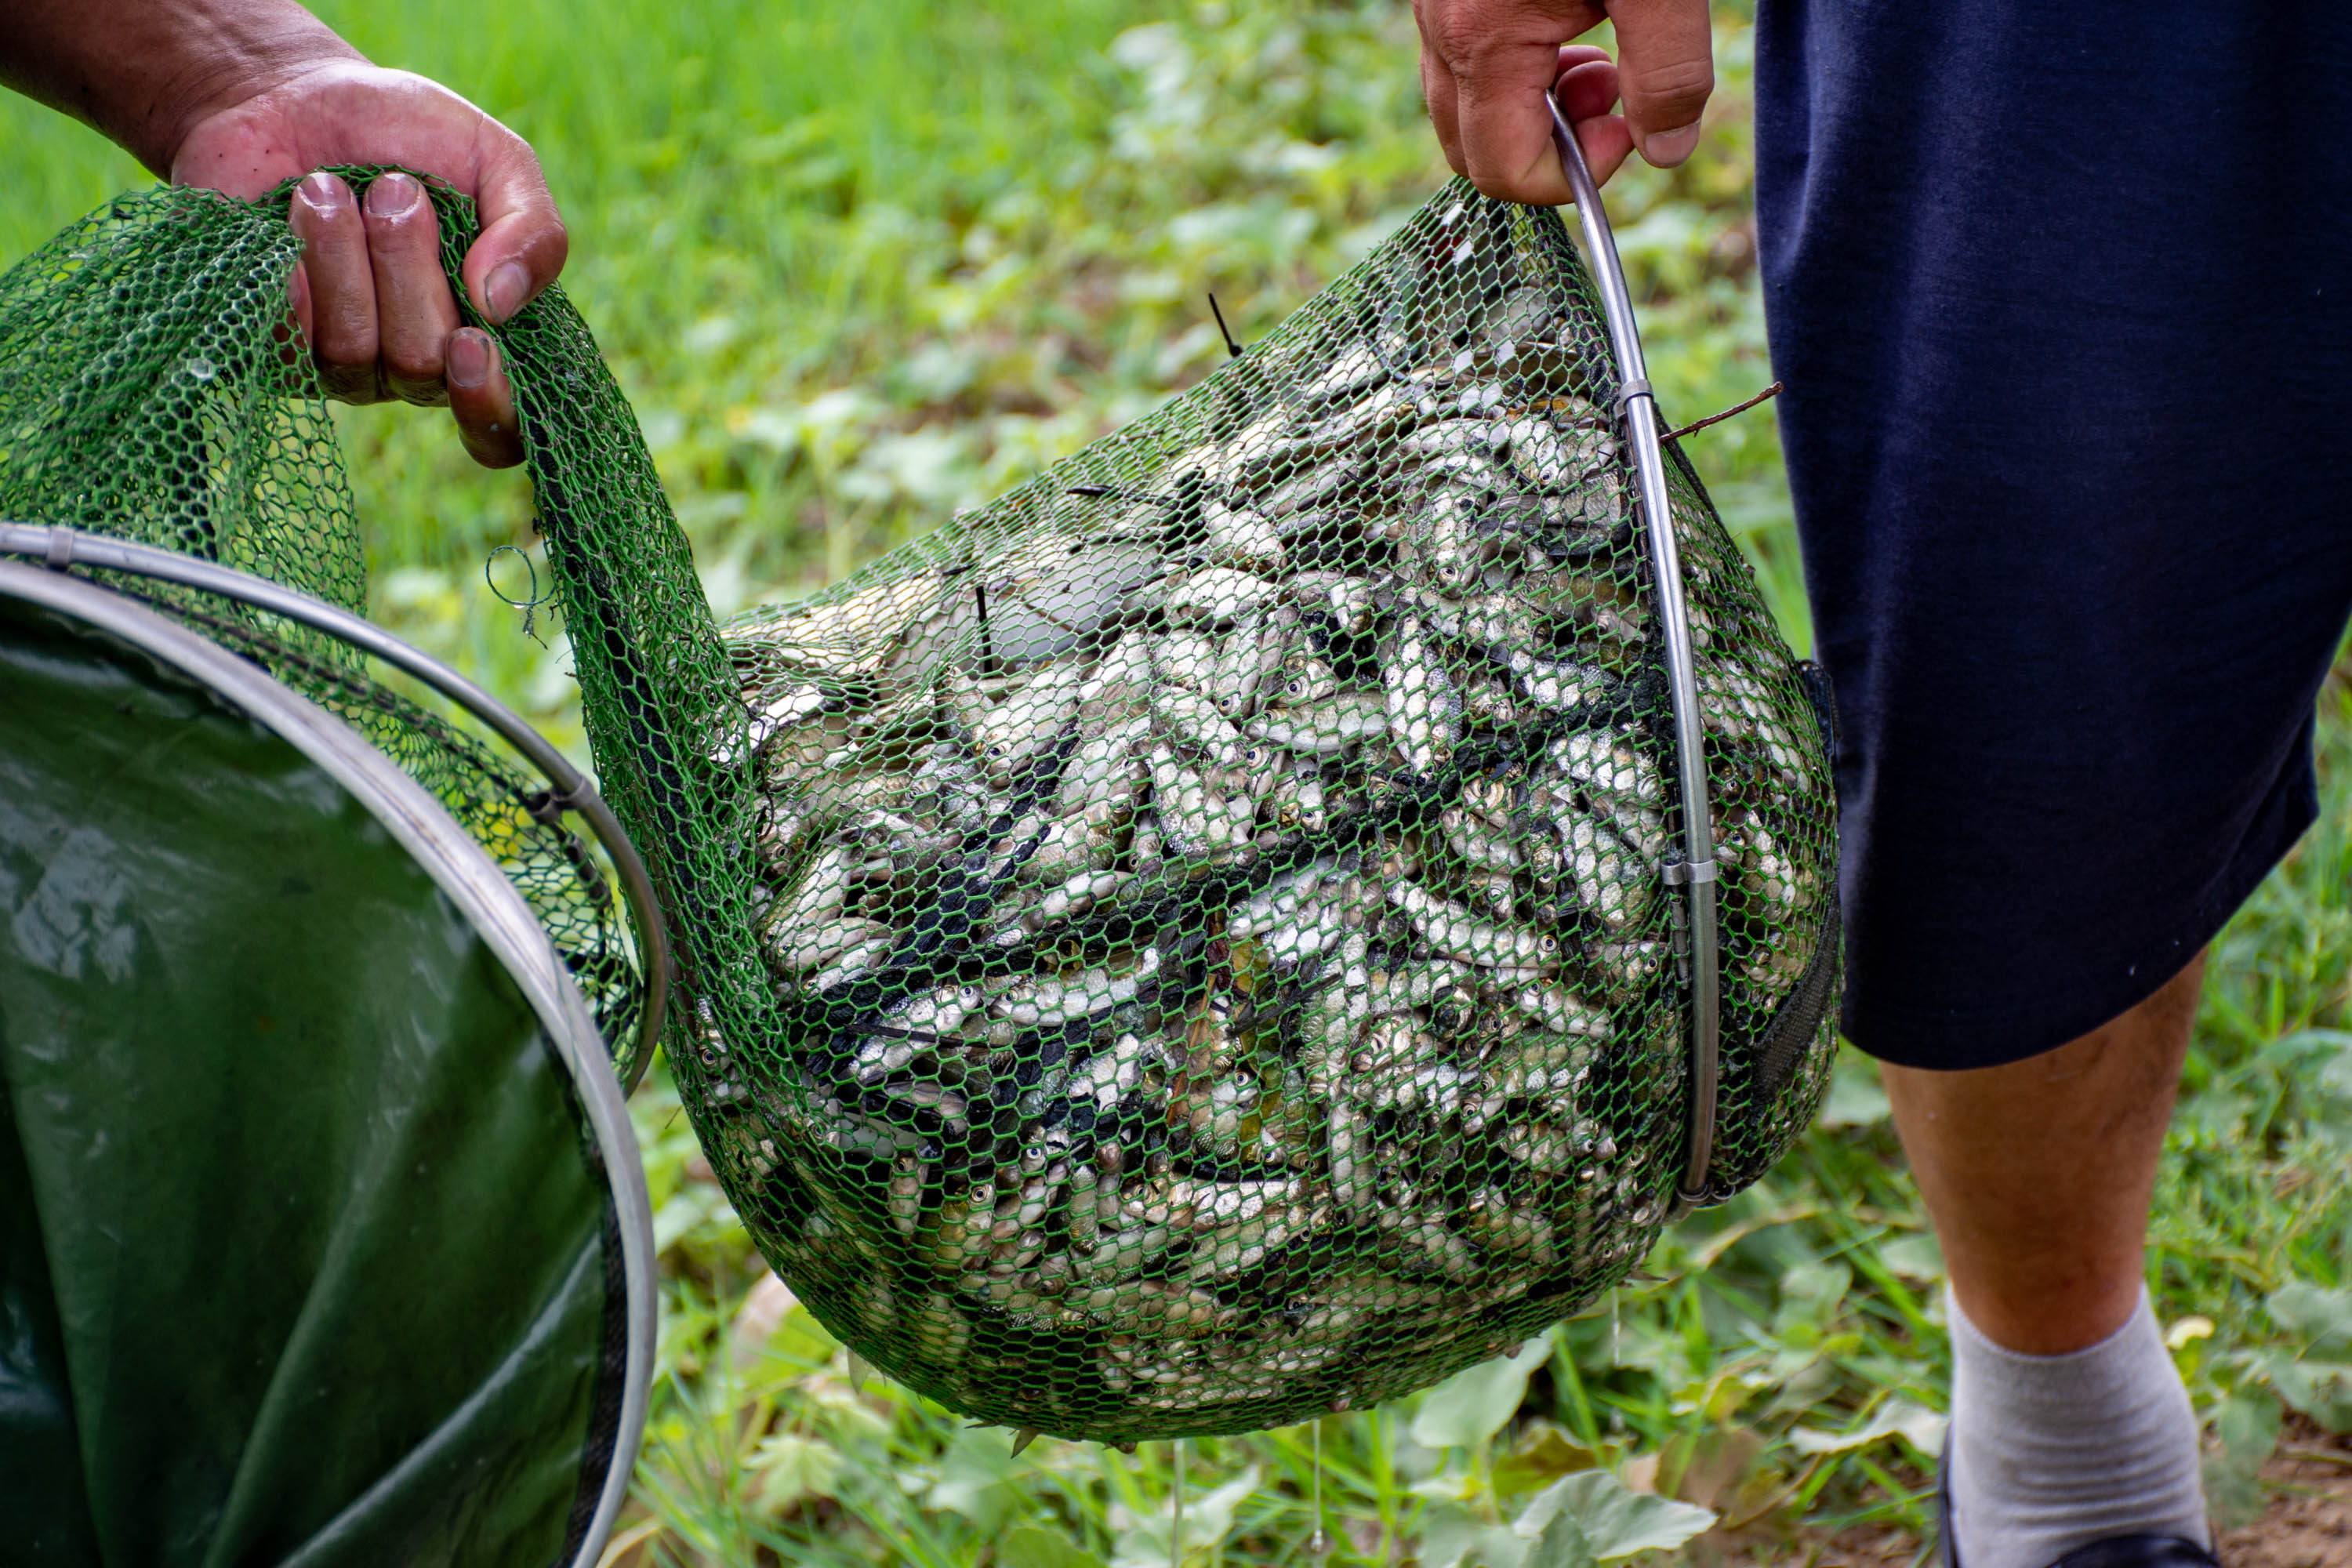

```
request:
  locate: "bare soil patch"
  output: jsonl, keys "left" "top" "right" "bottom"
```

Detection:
{"left": 1700, "top": 1423, "right": 2352, "bottom": 1567}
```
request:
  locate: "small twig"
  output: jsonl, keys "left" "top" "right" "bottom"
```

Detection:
{"left": 2283, "top": 1443, "right": 2352, "bottom": 1469}
{"left": 1207, "top": 293, "right": 1244, "bottom": 359}
{"left": 975, "top": 579, "right": 996, "bottom": 677}
{"left": 1662, "top": 379, "right": 1784, "bottom": 443}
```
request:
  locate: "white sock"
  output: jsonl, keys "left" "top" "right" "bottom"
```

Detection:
{"left": 1946, "top": 1287, "right": 2209, "bottom": 1568}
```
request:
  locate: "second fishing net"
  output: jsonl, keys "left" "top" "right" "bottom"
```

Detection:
{"left": 703, "top": 182, "right": 1842, "bottom": 1442}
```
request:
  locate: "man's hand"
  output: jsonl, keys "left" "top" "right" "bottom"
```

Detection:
{"left": 174, "top": 61, "right": 565, "bottom": 469}
{"left": 0, "top": 2, "right": 566, "bottom": 469}
{"left": 1413, "top": 0, "right": 1715, "bottom": 205}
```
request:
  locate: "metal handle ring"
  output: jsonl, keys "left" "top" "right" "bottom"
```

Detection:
{"left": 1543, "top": 93, "right": 1723, "bottom": 1215}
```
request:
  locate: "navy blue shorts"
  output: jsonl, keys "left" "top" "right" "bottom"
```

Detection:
{"left": 1752, "top": 2, "right": 2352, "bottom": 1069}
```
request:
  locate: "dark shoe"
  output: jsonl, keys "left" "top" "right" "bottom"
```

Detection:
{"left": 2044, "top": 1541, "right": 2218, "bottom": 1568}
{"left": 1939, "top": 1439, "right": 2219, "bottom": 1568}
{"left": 1940, "top": 1434, "right": 1958, "bottom": 1568}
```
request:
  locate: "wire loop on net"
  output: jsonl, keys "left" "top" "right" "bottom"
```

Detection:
{"left": 486, "top": 543, "right": 557, "bottom": 642}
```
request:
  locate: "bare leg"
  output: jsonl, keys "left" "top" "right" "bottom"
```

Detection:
{"left": 1880, "top": 952, "right": 2205, "bottom": 1355}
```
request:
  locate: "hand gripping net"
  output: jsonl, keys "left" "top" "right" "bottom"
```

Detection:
{"left": 1, "top": 169, "right": 1839, "bottom": 1445}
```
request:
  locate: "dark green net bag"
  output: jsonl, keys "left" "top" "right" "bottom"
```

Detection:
{"left": 0, "top": 154, "right": 1838, "bottom": 1446}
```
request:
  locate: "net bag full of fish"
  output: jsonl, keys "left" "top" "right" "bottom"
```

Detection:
{"left": 702, "top": 182, "right": 1843, "bottom": 1443}
{"left": 0, "top": 163, "right": 1838, "bottom": 1445}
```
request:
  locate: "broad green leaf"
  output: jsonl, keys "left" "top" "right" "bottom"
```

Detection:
{"left": 1413, "top": 1338, "right": 1555, "bottom": 1450}
{"left": 2267, "top": 1281, "right": 2352, "bottom": 1349}
{"left": 804, "top": 1379, "right": 893, "bottom": 1444}
{"left": 1521, "top": 1507, "right": 1598, "bottom": 1568}
{"left": 1493, "top": 1425, "right": 1616, "bottom": 1497}
{"left": 1773, "top": 1261, "right": 1853, "bottom": 1337}
{"left": 749, "top": 1433, "right": 843, "bottom": 1515}
{"left": 1420, "top": 1502, "right": 1530, "bottom": 1568}
{"left": 1411, "top": 1468, "right": 1484, "bottom": 1505}
{"left": 2318, "top": 1033, "right": 2352, "bottom": 1112}
{"left": 927, "top": 1431, "right": 1022, "bottom": 1532}
{"left": 1789, "top": 1399, "right": 1945, "bottom": 1461}
{"left": 1417, "top": 1503, "right": 1484, "bottom": 1568}
{"left": 2259, "top": 1353, "right": 2352, "bottom": 1433}
{"left": 999, "top": 1522, "right": 1106, "bottom": 1568}
{"left": 2279, "top": 1028, "right": 2352, "bottom": 1098}
{"left": 1816, "top": 1051, "right": 1890, "bottom": 1127}
{"left": 1111, "top": 1463, "right": 1259, "bottom": 1567}
{"left": 1515, "top": 1471, "right": 1716, "bottom": 1562}
{"left": 1657, "top": 1427, "right": 1763, "bottom": 1512}
{"left": 2201, "top": 1392, "right": 2281, "bottom": 1530}
{"left": 1878, "top": 1232, "right": 1945, "bottom": 1283}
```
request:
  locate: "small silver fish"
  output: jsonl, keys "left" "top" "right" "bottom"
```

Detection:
{"left": 1383, "top": 617, "right": 1461, "bottom": 775}
{"left": 1247, "top": 691, "right": 1387, "bottom": 756}
{"left": 1203, "top": 497, "right": 1287, "bottom": 572}
{"left": 1388, "top": 882, "right": 1560, "bottom": 971}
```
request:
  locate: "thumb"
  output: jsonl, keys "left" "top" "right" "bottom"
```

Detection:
{"left": 1604, "top": 0, "right": 1714, "bottom": 167}
{"left": 459, "top": 131, "right": 568, "bottom": 325}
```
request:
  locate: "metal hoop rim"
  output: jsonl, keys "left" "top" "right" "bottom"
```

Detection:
{"left": 0, "top": 559, "right": 658, "bottom": 1566}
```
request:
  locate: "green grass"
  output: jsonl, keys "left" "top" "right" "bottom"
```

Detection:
{"left": 5, "top": 2, "right": 2345, "bottom": 1563}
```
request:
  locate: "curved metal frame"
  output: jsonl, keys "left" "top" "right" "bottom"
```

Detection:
{"left": 0, "top": 522, "right": 669, "bottom": 1092}
{"left": 0, "top": 560, "right": 658, "bottom": 1567}
{"left": 1544, "top": 96, "right": 1723, "bottom": 1213}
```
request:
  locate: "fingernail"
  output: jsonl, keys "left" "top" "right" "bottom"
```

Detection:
{"left": 1641, "top": 122, "right": 1702, "bottom": 169}
{"left": 446, "top": 328, "right": 491, "bottom": 390}
{"left": 296, "top": 172, "right": 344, "bottom": 212}
{"left": 365, "top": 172, "right": 420, "bottom": 218}
{"left": 485, "top": 261, "right": 532, "bottom": 323}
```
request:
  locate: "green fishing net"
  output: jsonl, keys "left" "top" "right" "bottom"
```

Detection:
{"left": 0, "top": 171, "right": 1838, "bottom": 1445}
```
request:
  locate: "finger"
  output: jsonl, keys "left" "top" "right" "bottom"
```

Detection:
{"left": 281, "top": 260, "right": 315, "bottom": 370}
{"left": 1413, "top": 0, "right": 1468, "bottom": 175}
{"left": 458, "top": 130, "right": 568, "bottom": 325}
{"left": 1560, "top": 53, "right": 1636, "bottom": 190}
{"left": 1443, "top": 8, "right": 1606, "bottom": 205}
{"left": 288, "top": 171, "right": 381, "bottom": 402}
{"left": 1555, "top": 45, "right": 1619, "bottom": 120}
{"left": 361, "top": 171, "right": 460, "bottom": 406}
{"left": 445, "top": 328, "right": 524, "bottom": 469}
{"left": 1605, "top": 0, "right": 1714, "bottom": 166}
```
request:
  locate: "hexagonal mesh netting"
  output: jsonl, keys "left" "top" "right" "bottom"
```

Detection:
{"left": 0, "top": 169, "right": 1838, "bottom": 1446}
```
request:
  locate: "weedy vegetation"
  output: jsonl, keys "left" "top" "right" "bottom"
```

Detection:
{"left": 5, "top": 2, "right": 2344, "bottom": 1563}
